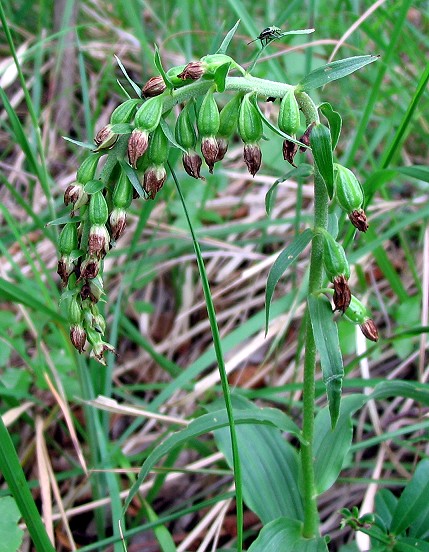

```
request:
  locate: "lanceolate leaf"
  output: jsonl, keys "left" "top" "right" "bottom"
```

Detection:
{"left": 214, "top": 62, "right": 231, "bottom": 92}
{"left": 308, "top": 294, "right": 344, "bottom": 427}
{"left": 319, "top": 102, "right": 342, "bottom": 150}
{"left": 248, "top": 517, "right": 328, "bottom": 552}
{"left": 216, "top": 19, "right": 241, "bottom": 54}
{"left": 153, "top": 45, "right": 174, "bottom": 90}
{"left": 297, "top": 55, "right": 379, "bottom": 92}
{"left": 395, "top": 165, "right": 429, "bottom": 182}
{"left": 265, "top": 228, "right": 314, "bottom": 334}
{"left": 119, "top": 160, "right": 145, "bottom": 198}
{"left": 310, "top": 124, "right": 334, "bottom": 197}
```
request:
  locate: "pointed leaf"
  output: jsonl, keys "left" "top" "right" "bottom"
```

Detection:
{"left": 395, "top": 165, "right": 429, "bottom": 183}
{"left": 370, "top": 381, "right": 429, "bottom": 406}
{"left": 308, "top": 294, "right": 344, "bottom": 427}
{"left": 248, "top": 517, "right": 328, "bottom": 552}
{"left": 319, "top": 102, "right": 342, "bottom": 150}
{"left": 297, "top": 55, "right": 379, "bottom": 92}
{"left": 214, "top": 62, "right": 231, "bottom": 92}
{"left": 119, "top": 160, "right": 145, "bottom": 198}
{"left": 216, "top": 19, "right": 241, "bottom": 54}
{"left": 84, "top": 179, "right": 105, "bottom": 194}
{"left": 375, "top": 489, "right": 397, "bottom": 531}
{"left": 154, "top": 45, "right": 174, "bottom": 89}
{"left": 114, "top": 54, "right": 142, "bottom": 97}
{"left": 394, "top": 538, "right": 429, "bottom": 552}
{"left": 47, "top": 214, "right": 81, "bottom": 226}
{"left": 310, "top": 124, "right": 334, "bottom": 198}
{"left": 110, "top": 123, "right": 132, "bottom": 134}
{"left": 265, "top": 228, "right": 314, "bottom": 333}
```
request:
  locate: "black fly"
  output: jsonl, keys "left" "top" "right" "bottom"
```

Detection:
{"left": 247, "top": 26, "right": 283, "bottom": 47}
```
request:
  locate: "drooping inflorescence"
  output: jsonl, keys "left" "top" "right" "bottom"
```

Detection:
{"left": 57, "top": 38, "right": 377, "bottom": 364}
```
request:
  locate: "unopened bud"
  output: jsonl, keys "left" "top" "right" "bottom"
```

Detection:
{"left": 64, "top": 182, "right": 88, "bottom": 210}
{"left": 333, "top": 275, "right": 351, "bottom": 313}
{"left": 79, "top": 256, "right": 100, "bottom": 280}
{"left": 183, "top": 151, "right": 203, "bottom": 180}
{"left": 86, "top": 326, "right": 116, "bottom": 365}
{"left": 243, "top": 143, "right": 262, "bottom": 177}
{"left": 94, "top": 124, "right": 118, "bottom": 150}
{"left": 147, "top": 125, "right": 169, "bottom": 166}
{"left": 360, "top": 319, "right": 379, "bottom": 342}
{"left": 201, "top": 136, "right": 219, "bottom": 173}
{"left": 109, "top": 208, "right": 127, "bottom": 240}
{"left": 278, "top": 88, "right": 300, "bottom": 136}
{"left": 175, "top": 103, "right": 197, "bottom": 150}
{"left": 142, "top": 76, "right": 167, "bottom": 97}
{"left": 283, "top": 139, "right": 298, "bottom": 167}
{"left": 110, "top": 99, "right": 139, "bottom": 125}
{"left": 57, "top": 256, "right": 74, "bottom": 285}
{"left": 218, "top": 94, "right": 242, "bottom": 138}
{"left": 112, "top": 172, "right": 133, "bottom": 210}
{"left": 178, "top": 61, "right": 205, "bottom": 81}
{"left": 134, "top": 96, "right": 164, "bottom": 133}
{"left": 143, "top": 165, "right": 167, "bottom": 199}
{"left": 334, "top": 164, "right": 364, "bottom": 215}
{"left": 238, "top": 94, "right": 263, "bottom": 144}
{"left": 70, "top": 324, "right": 86, "bottom": 353}
{"left": 215, "top": 138, "right": 228, "bottom": 162}
{"left": 88, "top": 224, "right": 110, "bottom": 258}
{"left": 344, "top": 295, "right": 379, "bottom": 342}
{"left": 89, "top": 191, "right": 109, "bottom": 226}
{"left": 80, "top": 277, "right": 104, "bottom": 302}
{"left": 128, "top": 129, "right": 149, "bottom": 168}
{"left": 349, "top": 209, "right": 368, "bottom": 232}
{"left": 58, "top": 223, "right": 78, "bottom": 256}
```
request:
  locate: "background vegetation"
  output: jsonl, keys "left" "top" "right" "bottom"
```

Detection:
{"left": 1, "top": 0, "right": 428, "bottom": 550}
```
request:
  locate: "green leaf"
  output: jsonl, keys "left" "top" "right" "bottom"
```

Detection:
{"left": 394, "top": 538, "right": 429, "bottom": 552}
{"left": 297, "top": 55, "right": 379, "bottom": 92}
{"left": 308, "top": 294, "right": 344, "bottom": 427}
{"left": 390, "top": 459, "right": 429, "bottom": 536}
{"left": 319, "top": 103, "right": 342, "bottom": 150}
{"left": 159, "top": 118, "right": 187, "bottom": 154}
{"left": 46, "top": 214, "right": 81, "bottom": 226}
{"left": 310, "top": 124, "right": 334, "bottom": 197}
{"left": 62, "top": 136, "right": 94, "bottom": 149}
{"left": 265, "top": 165, "right": 313, "bottom": 215}
{"left": 0, "top": 497, "right": 23, "bottom": 552}
{"left": 395, "top": 165, "right": 429, "bottom": 182}
{"left": 109, "top": 123, "right": 132, "bottom": 134}
{"left": 370, "top": 381, "right": 429, "bottom": 406}
{"left": 248, "top": 517, "right": 328, "bottom": 552}
{"left": 214, "top": 62, "right": 231, "bottom": 92}
{"left": 213, "top": 396, "right": 303, "bottom": 524}
{"left": 114, "top": 54, "right": 142, "bottom": 97}
{"left": 119, "top": 160, "right": 146, "bottom": 198}
{"left": 254, "top": 102, "right": 309, "bottom": 148}
{"left": 313, "top": 395, "right": 366, "bottom": 495}
{"left": 154, "top": 45, "right": 174, "bottom": 90}
{"left": 375, "top": 489, "right": 397, "bottom": 530}
{"left": 83, "top": 179, "right": 105, "bottom": 194}
{"left": 265, "top": 228, "right": 313, "bottom": 333}
{"left": 123, "top": 406, "right": 302, "bottom": 514}
{"left": 216, "top": 19, "right": 241, "bottom": 54}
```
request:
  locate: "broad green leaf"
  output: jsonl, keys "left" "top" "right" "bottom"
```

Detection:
{"left": 390, "top": 459, "right": 429, "bottom": 536}
{"left": 213, "top": 396, "right": 303, "bottom": 523}
{"left": 395, "top": 165, "right": 429, "bottom": 183}
{"left": 216, "top": 19, "right": 241, "bottom": 54}
{"left": 265, "top": 165, "right": 313, "bottom": 215}
{"left": 0, "top": 497, "right": 23, "bottom": 552}
{"left": 154, "top": 45, "right": 174, "bottom": 90}
{"left": 313, "top": 395, "right": 366, "bottom": 495}
{"left": 308, "top": 294, "right": 344, "bottom": 427}
{"left": 123, "top": 405, "right": 302, "bottom": 513}
{"left": 310, "top": 124, "right": 334, "bottom": 197}
{"left": 375, "top": 489, "right": 397, "bottom": 530}
{"left": 394, "top": 538, "right": 429, "bottom": 552}
{"left": 265, "top": 228, "right": 313, "bottom": 333}
{"left": 248, "top": 517, "right": 328, "bottom": 552}
{"left": 319, "top": 103, "right": 342, "bottom": 150}
{"left": 214, "top": 62, "right": 231, "bottom": 92}
{"left": 84, "top": 179, "right": 105, "bottom": 194}
{"left": 119, "top": 160, "right": 145, "bottom": 198}
{"left": 297, "top": 55, "right": 379, "bottom": 92}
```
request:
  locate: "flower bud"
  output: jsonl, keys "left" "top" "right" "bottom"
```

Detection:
{"left": 58, "top": 223, "right": 78, "bottom": 256}
{"left": 110, "top": 99, "right": 139, "bottom": 125}
{"left": 283, "top": 139, "right": 298, "bottom": 167}
{"left": 143, "top": 165, "right": 167, "bottom": 199}
{"left": 197, "top": 88, "right": 220, "bottom": 138}
{"left": 147, "top": 125, "right": 169, "bottom": 166}
{"left": 109, "top": 208, "right": 127, "bottom": 241}
{"left": 334, "top": 164, "right": 364, "bottom": 215}
{"left": 332, "top": 275, "right": 351, "bottom": 313}
{"left": 360, "top": 319, "right": 379, "bottom": 342}
{"left": 57, "top": 256, "right": 75, "bottom": 285}
{"left": 68, "top": 295, "right": 82, "bottom": 326}
{"left": 142, "top": 76, "right": 167, "bottom": 97}
{"left": 243, "top": 143, "right": 262, "bottom": 177}
{"left": 127, "top": 129, "right": 149, "bottom": 168}
{"left": 79, "top": 256, "right": 100, "bottom": 280}
{"left": 238, "top": 93, "right": 263, "bottom": 145}
{"left": 177, "top": 61, "right": 205, "bottom": 81}
{"left": 349, "top": 209, "right": 369, "bottom": 233}
{"left": 80, "top": 277, "right": 104, "bottom": 303}
{"left": 278, "top": 88, "right": 300, "bottom": 135}
{"left": 89, "top": 304, "right": 106, "bottom": 335}
{"left": 86, "top": 326, "right": 116, "bottom": 365}
{"left": 112, "top": 172, "right": 133, "bottom": 210}
{"left": 165, "top": 64, "right": 188, "bottom": 87}
{"left": 322, "top": 231, "right": 350, "bottom": 282}
{"left": 201, "top": 136, "right": 219, "bottom": 174}
{"left": 76, "top": 154, "right": 101, "bottom": 184}
{"left": 175, "top": 103, "right": 197, "bottom": 151}
{"left": 218, "top": 94, "right": 242, "bottom": 138}
{"left": 89, "top": 191, "right": 109, "bottom": 226}
{"left": 215, "top": 138, "right": 228, "bottom": 162}
{"left": 88, "top": 224, "right": 110, "bottom": 258}
{"left": 64, "top": 182, "right": 88, "bottom": 210}
{"left": 344, "top": 295, "right": 379, "bottom": 342}
{"left": 94, "top": 124, "right": 118, "bottom": 151}
{"left": 182, "top": 151, "right": 203, "bottom": 180}
{"left": 134, "top": 96, "right": 164, "bottom": 133}
{"left": 70, "top": 324, "right": 86, "bottom": 353}
{"left": 298, "top": 122, "right": 315, "bottom": 152}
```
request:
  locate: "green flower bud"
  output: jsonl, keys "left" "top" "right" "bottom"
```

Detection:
{"left": 197, "top": 88, "right": 220, "bottom": 138}
{"left": 89, "top": 191, "right": 108, "bottom": 226}
{"left": 238, "top": 93, "right": 263, "bottom": 144}
{"left": 94, "top": 125, "right": 118, "bottom": 151}
{"left": 110, "top": 99, "right": 139, "bottom": 125}
{"left": 112, "top": 171, "right": 133, "bottom": 210}
{"left": 200, "top": 54, "right": 243, "bottom": 75}
{"left": 58, "top": 223, "right": 78, "bottom": 255}
{"left": 134, "top": 96, "right": 164, "bottom": 133}
{"left": 344, "top": 296, "right": 379, "bottom": 342}
{"left": 218, "top": 94, "right": 242, "bottom": 138}
{"left": 68, "top": 295, "right": 82, "bottom": 326}
{"left": 322, "top": 230, "right": 350, "bottom": 281}
{"left": 142, "top": 76, "right": 167, "bottom": 98}
{"left": 165, "top": 64, "right": 188, "bottom": 86}
{"left": 175, "top": 104, "right": 197, "bottom": 150}
{"left": 80, "top": 276, "right": 104, "bottom": 303}
{"left": 86, "top": 326, "right": 115, "bottom": 365}
{"left": 147, "top": 125, "right": 169, "bottom": 166}
{"left": 278, "top": 88, "right": 300, "bottom": 135}
{"left": 334, "top": 164, "right": 364, "bottom": 214}
{"left": 178, "top": 61, "right": 205, "bottom": 81}
{"left": 76, "top": 154, "right": 101, "bottom": 184}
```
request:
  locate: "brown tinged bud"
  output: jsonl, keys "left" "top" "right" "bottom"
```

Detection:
{"left": 360, "top": 319, "right": 379, "bottom": 342}
{"left": 283, "top": 139, "right": 298, "bottom": 167}
{"left": 178, "top": 61, "right": 205, "bottom": 81}
{"left": 349, "top": 209, "right": 369, "bottom": 232}
{"left": 243, "top": 143, "right": 262, "bottom": 177}
{"left": 70, "top": 324, "right": 86, "bottom": 353}
{"left": 183, "top": 151, "right": 204, "bottom": 180}
{"left": 298, "top": 122, "right": 315, "bottom": 152}
{"left": 333, "top": 275, "right": 352, "bottom": 313}
{"left": 64, "top": 182, "right": 88, "bottom": 210}
{"left": 128, "top": 129, "right": 149, "bottom": 168}
{"left": 80, "top": 277, "right": 104, "bottom": 303}
{"left": 94, "top": 124, "right": 118, "bottom": 150}
{"left": 201, "top": 136, "right": 219, "bottom": 174}
{"left": 57, "top": 256, "right": 74, "bottom": 285}
{"left": 79, "top": 256, "right": 100, "bottom": 280}
{"left": 142, "top": 76, "right": 166, "bottom": 97}
{"left": 143, "top": 165, "right": 167, "bottom": 199}
{"left": 215, "top": 138, "right": 228, "bottom": 162}
{"left": 109, "top": 208, "right": 127, "bottom": 241}
{"left": 88, "top": 224, "right": 110, "bottom": 258}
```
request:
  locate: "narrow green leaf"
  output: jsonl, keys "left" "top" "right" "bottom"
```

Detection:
{"left": 297, "top": 55, "right": 379, "bottom": 92}
{"left": 265, "top": 165, "right": 312, "bottom": 215}
{"left": 308, "top": 294, "right": 344, "bottom": 427}
{"left": 280, "top": 28, "right": 315, "bottom": 37}
{"left": 376, "top": 489, "right": 397, "bottom": 531}
{"left": 114, "top": 54, "right": 142, "bottom": 97}
{"left": 390, "top": 459, "right": 429, "bottom": 535}
{"left": 394, "top": 538, "right": 429, "bottom": 552}
{"left": 310, "top": 124, "right": 334, "bottom": 197}
{"left": 254, "top": 102, "right": 309, "bottom": 147}
{"left": 319, "top": 102, "right": 342, "bottom": 150}
{"left": 62, "top": 136, "right": 95, "bottom": 149}
{"left": 119, "top": 160, "right": 145, "bottom": 198}
{"left": 84, "top": 179, "right": 105, "bottom": 194}
{"left": 154, "top": 45, "right": 174, "bottom": 89}
{"left": 123, "top": 407, "right": 302, "bottom": 513}
{"left": 265, "top": 228, "right": 313, "bottom": 333}
{"left": 141, "top": 499, "right": 177, "bottom": 552}
{"left": 214, "top": 62, "right": 231, "bottom": 92}
{"left": 159, "top": 118, "right": 187, "bottom": 154}
{"left": 248, "top": 517, "right": 328, "bottom": 552}
{"left": 216, "top": 19, "right": 241, "bottom": 54}
{"left": 370, "top": 381, "right": 429, "bottom": 406}
{"left": 47, "top": 214, "right": 81, "bottom": 226}
{"left": 395, "top": 165, "right": 429, "bottom": 183}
